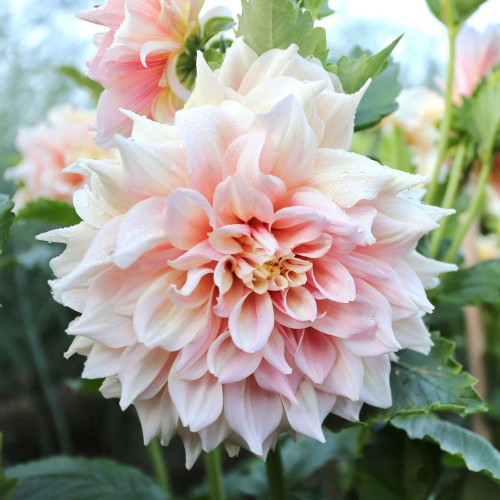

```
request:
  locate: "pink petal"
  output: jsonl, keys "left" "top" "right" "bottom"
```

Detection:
{"left": 223, "top": 379, "right": 283, "bottom": 456}
{"left": 176, "top": 106, "right": 243, "bottom": 201}
{"left": 360, "top": 355, "right": 392, "bottom": 408}
{"left": 118, "top": 345, "right": 169, "bottom": 409}
{"left": 313, "top": 299, "right": 375, "bottom": 338}
{"left": 319, "top": 342, "right": 364, "bottom": 401}
{"left": 284, "top": 381, "right": 335, "bottom": 442}
{"left": 307, "top": 149, "right": 425, "bottom": 208}
{"left": 213, "top": 279, "right": 245, "bottom": 318}
{"left": 135, "top": 387, "right": 178, "bottom": 445}
{"left": 168, "top": 239, "right": 222, "bottom": 270}
{"left": 209, "top": 224, "right": 251, "bottom": 254}
{"left": 295, "top": 329, "right": 336, "bottom": 384}
{"left": 168, "top": 268, "right": 214, "bottom": 309}
{"left": 113, "top": 197, "right": 168, "bottom": 268}
{"left": 271, "top": 207, "right": 326, "bottom": 249}
{"left": 310, "top": 256, "right": 356, "bottom": 303}
{"left": 134, "top": 275, "right": 209, "bottom": 351}
{"left": 169, "top": 372, "right": 223, "bottom": 432}
{"left": 213, "top": 174, "right": 274, "bottom": 225}
{"left": 94, "top": 65, "right": 164, "bottom": 146}
{"left": 279, "top": 286, "right": 317, "bottom": 322}
{"left": 254, "top": 360, "right": 298, "bottom": 404}
{"left": 165, "top": 188, "right": 214, "bottom": 250}
{"left": 207, "top": 331, "right": 262, "bottom": 383}
{"left": 229, "top": 291, "right": 274, "bottom": 353}
{"left": 253, "top": 95, "right": 317, "bottom": 187}
{"left": 261, "top": 328, "right": 292, "bottom": 374}
{"left": 174, "top": 309, "right": 222, "bottom": 380}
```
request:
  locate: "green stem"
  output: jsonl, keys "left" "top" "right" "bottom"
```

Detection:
{"left": 445, "top": 153, "right": 493, "bottom": 262}
{"left": 204, "top": 447, "right": 226, "bottom": 500}
{"left": 425, "top": 0, "right": 458, "bottom": 206}
{"left": 265, "top": 440, "right": 286, "bottom": 500}
{"left": 147, "top": 439, "right": 172, "bottom": 494}
{"left": 14, "top": 264, "right": 73, "bottom": 454}
{"left": 429, "top": 141, "right": 468, "bottom": 258}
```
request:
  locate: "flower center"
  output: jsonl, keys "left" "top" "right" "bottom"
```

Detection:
{"left": 245, "top": 253, "right": 312, "bottom": 295}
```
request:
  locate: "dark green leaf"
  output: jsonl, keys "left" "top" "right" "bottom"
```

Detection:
{"left": 6, "top": 457, "right": 169, "bottom": 500}
{"left": 0, "top": 195, "right": 15, "bottom": 255}
{"left": 354, "top": 63, "right": 402, "bottom": 131}
{"left": 436, "top": 259, "right": 500, "bottom": 306}
{"left": 202, "top": 17, "right": 235, "bottom": 44}
{"left": 361, "top": 333, "right": 487, "bottom": 422}
{"left": 354, "top": 426, "right": 440, "bottom": 500}
{"left": 58, "top": 66, "right": 103, "bottom": 103}
{"left": 237, "top": 0, "right": 329, "bottom": 63}
{"left": 379, "top": 124, "right": 415, "bottom": 173}
{"left": 333, "top": 35, "right": 402, "bottom": 94}
{"left": 426, "top": 0, "right": 487, "bottom": 25}
{"left": 16, "top": 198, "right": 81, "bottom": 227}
{"left": 392, "top": 414, "right": 500, "bottom": 480}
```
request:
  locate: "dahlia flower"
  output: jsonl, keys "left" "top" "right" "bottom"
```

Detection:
{"left": 455, "top": 25, "right": 500, "bottom": 98}
{"left": 78, "top": 0, "right": 205, "bottom": 146}
{"left": 39, "top": 39, "right": 455, "bottom": 467}
{"left": 382, "top": 87, "right": 444, "bottom": 177}
{"left": 5, "top": 106, "right": 115, "bottom": 208}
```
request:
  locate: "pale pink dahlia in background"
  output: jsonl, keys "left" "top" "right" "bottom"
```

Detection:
{"left": 382, "top": 87, "right": 444, "bottom": 177}
{"left": 5, "top": 106, "right": 115, "bottom": 208}
{"left": 455, "top": 24, "right": 500, "bottom": 98}
{"left": 78, "top": 0, "right": 205, "bottom": 146}
{"left": 39, "top": 39, "right": 456, "bottom": 467}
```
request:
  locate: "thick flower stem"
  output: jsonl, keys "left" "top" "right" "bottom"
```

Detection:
{"left": 425, "top": 0, "right": 458, "bottom": 206}
{"left": 266, "top": 441, "right": 286, "bottom": 500}
{"left": 429, "top": 141, "right": 467, "bottom": 258}
{"left": 204, "top": 447, "right": 226, "bottom": 500}
{"left": 147, "top": 439, "right": 172, "bottom": 494}
{"left": 445, "top": 152, "right": 493, "bottom": 262}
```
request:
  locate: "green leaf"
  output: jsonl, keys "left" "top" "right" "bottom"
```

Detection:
{"left": 58, "top": 66, "right": 103, "bottom": 103}
{"left": 392, "top": 414, "right": 500, "bottom": 481}
{"left": 0, "top": 195, "right": 15, "bottom": 255}
{"left": 333, "top": 35, "right": 402, "bottom": 94}
{"left": 295, "top": 0, "right": 335, "bottom": 19}
{"left": 379, "top": 124, "right": 415, "bottom": 173}
{"left": 0, "top": 435, "right": 18, "bottom": 500}
{"left": 436, "top": 259, "right": 500, "bottom": 306}
{"left": 461, "top": 78, "right": 500, "bottom": 157}
{"left": 6, "top": 457, "right": 169, "bottom": 500}
{"left": 426, "top": 0, "right": 487, "bottom": 25}
{"left": 16, "top": 198, "right": 81, "bottom": 227}
{"left": 354, "top": 63, "right": 402, "bottom": 131}
{"left": 237, "top": 0, "right": 329, "bottom": 64}
{"left": 201, "top": 16, "right": 235, "bottom": 44}
{"left": 354, "top": 426, "right": 440, "bottom": 500}
{"left": 361, "top": 333, "right": 487, "bottom": 423}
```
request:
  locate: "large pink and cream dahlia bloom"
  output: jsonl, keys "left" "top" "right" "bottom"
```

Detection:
{"left": 78, "top": 0, "right": 205, "bottom": 146}
{"left": 5, "top": 106, "right": 115, "bottom": 208}
{"left": 39, "top": 39, "right": 456, "bottom": 467}
{"left": 455, "top": 24, "right": 500, "bottom": 98}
